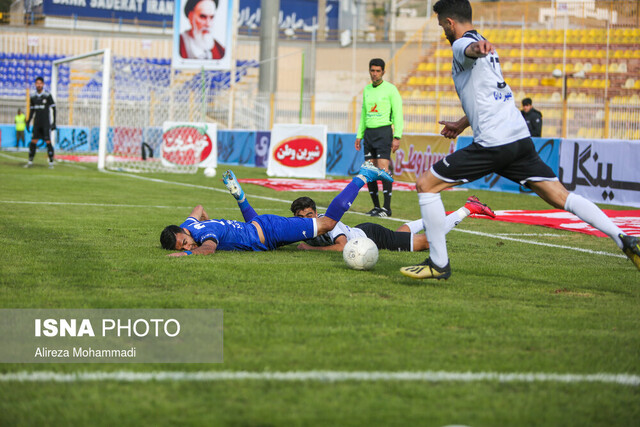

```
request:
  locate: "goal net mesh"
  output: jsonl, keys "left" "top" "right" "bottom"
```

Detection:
{"left": 53, "top": 52, "right": 223, "bottom": 173}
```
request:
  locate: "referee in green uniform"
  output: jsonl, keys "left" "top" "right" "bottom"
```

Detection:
{"left": 355, "top": 58, "right": 403, "bottom": 217}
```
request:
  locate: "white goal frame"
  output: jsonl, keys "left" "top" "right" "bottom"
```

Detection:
{"left": 51, "top": 48, "right": 112, "bottom": 170}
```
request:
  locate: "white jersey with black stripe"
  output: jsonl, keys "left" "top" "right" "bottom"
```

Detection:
{"left": 451, "top": 31, "right": 530, "bottom": 147}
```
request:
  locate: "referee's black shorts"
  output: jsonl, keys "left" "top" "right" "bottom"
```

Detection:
{"left": 363, "top": 125, "right": 393, "bottom": 161}
{"left": 356, "top": 222, "right": 412, "bottom": 252}
{"left": 432, "top": 137, "right": 558, "bottom": 186}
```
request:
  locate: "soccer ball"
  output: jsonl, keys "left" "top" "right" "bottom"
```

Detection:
{"left": 343, "top": 237, "right": 378, "bottom": 271}
{"left": 105, "top": 155, "right": 115, "bottom": 166}
{"left": 204, "top": 167, "right": 216, "bottom": 178}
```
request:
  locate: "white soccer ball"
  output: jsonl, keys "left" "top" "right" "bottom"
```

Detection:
{"left": 343, "top": 237, "right": 379, "bottom": 271}
{"left": 204, "top": 167, "right": 216, "bottom": 178}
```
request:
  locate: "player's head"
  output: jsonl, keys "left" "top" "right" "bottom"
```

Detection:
{"left": 185, "top": 0, "right": 218, "bottom": 48}
{"left": 291, "top": 197, "right": 317, "bottom": 218}
{"left": 17, "top": 108, "right": 22, "bottom": 114}
{"left": 160, "top": 225, "right": 197, "bottom": 251}
{"left": 433, "top": 0, "right": 473, "bottom": 44}
{"left": 522, "top": 97, "right": 533, "bottom": 112}
{"left": 369, "top": 58, "right": 385, "bottom": 84}
{"left": 34, "top": 76, "right": 44, "bottom": 91}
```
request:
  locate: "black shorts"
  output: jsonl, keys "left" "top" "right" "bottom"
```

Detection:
{"left": 363, "top": 125, "right": 393, "bottom": 160}
{"left": 32, "top": 126, "right": 51, "bottom": 142}
{"left": 356, "top": 222, "right": 412, "bottom": 252}
{"left": 432, "top": 137, "right": 557, "bottom": 186}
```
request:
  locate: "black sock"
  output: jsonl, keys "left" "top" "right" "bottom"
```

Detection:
{"left": 383, "top": 180, "right": 393, "bottom": 211}
{"left": 28, "top": 143, "right": 36, "bottom": 161}
{"left": 367, "top": 181, "right": 380, "bottom": 208}
{"left": 47, "top": 143, "right": 54, "bottom": 162}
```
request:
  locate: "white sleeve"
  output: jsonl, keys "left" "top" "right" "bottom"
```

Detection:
{"left": 452, "top": 37, "right": 476, "bottom": 70}
{"left": 404, "top": 219, "right": 424, "bottom": 234}
{"left": 329, "top": 222, "right": 348, "bottom": 240}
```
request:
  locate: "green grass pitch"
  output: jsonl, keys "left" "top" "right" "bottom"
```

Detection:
{"left": 0, "top": 152, "right": 638, "bottom": 426}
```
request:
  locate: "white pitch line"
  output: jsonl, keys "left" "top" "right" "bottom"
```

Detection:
{"left": 0, "top": 370, "right": 638, "bottom": 386}
{"left": 453, "top": 228, "right": 626, "bottom": 259}
{"left": 0, "top": 200, "right": 281, "bottom": 212}
{"left": 495, "top": 233, "right": 564, "bottom": 237}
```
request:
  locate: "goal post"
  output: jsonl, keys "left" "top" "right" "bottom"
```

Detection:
{"left": 51, "top": 49, "right": 209, "bottom": 174}
{"left": 52, "top": 49, "right": 111, "bottom": 170}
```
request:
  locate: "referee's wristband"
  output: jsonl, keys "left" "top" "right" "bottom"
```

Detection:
{"left": 184, "top": 251, "right": 193, "bottom": 255}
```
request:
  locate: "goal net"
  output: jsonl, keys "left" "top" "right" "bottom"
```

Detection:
{"left": 52, "top": 49, "right": 217, "bottom": 173}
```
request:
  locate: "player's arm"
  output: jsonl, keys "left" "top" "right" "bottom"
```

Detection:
{"left": 49, "top": 95, "right": 56, "bottom": 129}
{"left": 167, "top": 239, "right": 217, "bottom": 257}
{"left": 464, "top": 40, "right": 495, "bottom": 58}
{"left": 438, "top": 116, "right": 470, "bottom": 139}
{"left": 188, "top": 205, "right": 206, "bottom": 221}
{"left": 297, "top": 235, "right": 347, "bottom": 251}
{"left": 390, "top": 87, "right": 403, "bottom": 147}
{"left": 355, "top": 93, "right": 367, "bottom": 151}
{"left": 26, "top": 102, "right": 34, "bottom": 130}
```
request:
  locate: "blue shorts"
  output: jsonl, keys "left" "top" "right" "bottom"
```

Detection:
{"left": 253, "top": 215, "right": 317, "bottom": 250}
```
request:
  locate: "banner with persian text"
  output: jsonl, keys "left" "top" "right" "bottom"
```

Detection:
{"left": 392, "top": 134, "right": 456, "bottom": 183}
{"left": 267, "top": 124, "right": 327, "bottom": 179}
{"left": 559, "top": 139, "right": 640, "bottom": 208}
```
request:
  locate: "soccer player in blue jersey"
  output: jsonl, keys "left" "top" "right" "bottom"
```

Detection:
{"left": 400, "top": 0, "right": 640, "bottom": 279}
{"left": 160, "top": 162, "right": 393, "bottom": 256}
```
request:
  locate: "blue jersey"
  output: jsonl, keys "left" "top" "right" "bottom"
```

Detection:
{"left": 180, "top": 217, "right": 268, "bottom": 251}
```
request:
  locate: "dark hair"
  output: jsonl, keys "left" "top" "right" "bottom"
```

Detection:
{"left": 369, "top": 58, "right": 385, "bottom": 70}
{"left": 160, "top": 225, "right": 184, "bottom": 250}
{"left": 522, "top": 98, "right": 532, "bottom": 106}
{"left": 184, "top": 0, "right": 218, "bottom": 17}
{"left": 35, "top": 76, "right": 44, "bottom": 83}
{"left": 433, "top": 0, "right": 473, "bottom": 23}
{"left": 290, "top": 197, "right": 316, "bottom": 215}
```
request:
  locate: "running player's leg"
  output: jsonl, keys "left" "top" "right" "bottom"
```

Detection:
{"left": 503, "top": 138, "right": 638, "bottom": 270}
{"left": 529, "top": 180, "right": 639, "bottom": 269}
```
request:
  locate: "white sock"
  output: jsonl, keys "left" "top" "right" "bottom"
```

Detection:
{"left": 418, "top": 192, "right": 448, "bottom": 268}
{"left": 406, "top": 207, "right": 469, "bottom": 235}
{"left": 444, "top": 208, "right": 469, "bottom": 234}
{"left": 404, "top": 219, "right": 424, "bottom": 234}
{"left": 564, "top": 193, "right": 624, "bottom": 249}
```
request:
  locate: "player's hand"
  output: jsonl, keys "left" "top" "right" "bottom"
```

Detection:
{"left": 297, "top": 242, "right": 313, "bottom": 250}
{"left": 167, "top": 252, "right": 189, "bottom": 257}
{"left": 355, "top": 138, "right": 361, "bottom": 151}
{"left": 392, "top": 138, "right": 400, "bottom": 153}
{"left": 438, "top": 120, "right": 466, "bottom": 139}
{"left": 50, "top": 124, "right": 56, "bottom": 131}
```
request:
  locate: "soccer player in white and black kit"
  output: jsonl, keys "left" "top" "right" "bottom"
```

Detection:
{"left": 25, "top": 76, "right": 56, "bottom": 169}
{"left": 400, "top": 0, "right": 639, "bottom": 279}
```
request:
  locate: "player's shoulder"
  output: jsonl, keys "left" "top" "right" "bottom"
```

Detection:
{"left": 462, "top": 30, "right": 485, "bottom": 41}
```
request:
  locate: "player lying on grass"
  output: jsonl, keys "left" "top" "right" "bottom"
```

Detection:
{"left": 291, "top": 195, "right": 495, "bottom": 252}
{"left": 222, "top": 174, "right": 495, "bottom": 252}
{"left": 160, "top": 161, "right": 393, "bottom": 256}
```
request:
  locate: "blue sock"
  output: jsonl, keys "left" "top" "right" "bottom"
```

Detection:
{"left": 239, "top": 199, "right": 258, "bottom": 222}
{"left": 325, "top": 177, "right": 365, "bottom": 221}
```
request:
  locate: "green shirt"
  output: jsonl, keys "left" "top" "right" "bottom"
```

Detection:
{"left": 15, "top": 113, "right": 26, "bottom": 131}
{"left": 357, "top": 80, "right": 404, "bottom": 139}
